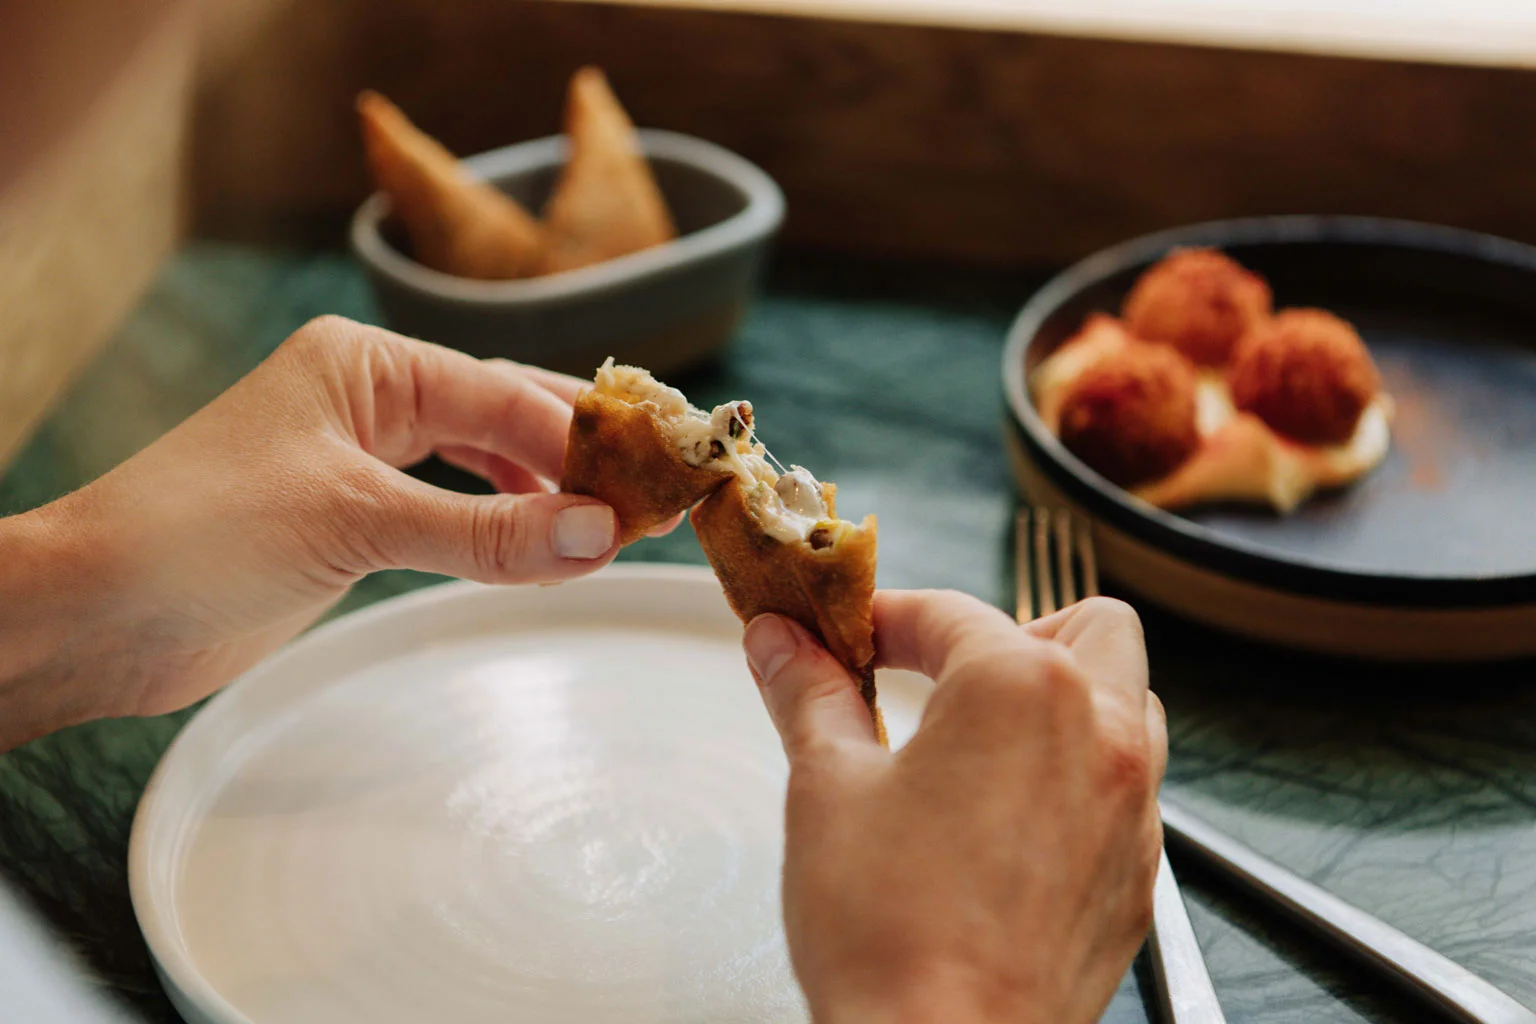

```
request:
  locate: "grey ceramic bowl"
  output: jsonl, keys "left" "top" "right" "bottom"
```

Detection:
{"left": 351, "top": 129, "right": 784, "bottom": 376}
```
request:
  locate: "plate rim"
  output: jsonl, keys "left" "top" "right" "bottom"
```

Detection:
{"left": 1001, "top": 214, "right": 1536, "bottom": 608}
{"left": 127, "top": 563, "right": 739, "bottom": 1024}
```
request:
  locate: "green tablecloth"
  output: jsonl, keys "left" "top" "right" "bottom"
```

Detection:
{"left": 4, "top": 244, "right": 1536, "bottom": 1023}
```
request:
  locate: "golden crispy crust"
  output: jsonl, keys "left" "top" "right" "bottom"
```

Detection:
{"left": 1228, "top": 308, "right": 1381, "bottom": 445}
{"left": 561, "top": 389, "right": 732, "bottom": 545}
{"left": 357, "top": 91, "right": 544, "bottom": 280}
{"left": 536, "top": 67, "right": 677, "bottom": 275}
{"left": 691, "top": 478, "right": 886, "bottom": 746}
{"left": 1122, "top": 248, "right": 1272, "bottom": 367}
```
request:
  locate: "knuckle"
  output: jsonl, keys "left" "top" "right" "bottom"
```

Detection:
{"left": 292, "top": 458, "right": 397, "bottom": 575}
{"left": 287, "top": 314, "right": 353, "bottom": 354}
{"left": 1030, "top": 642, "right": 1094, "bottom": 713}
{"left": 1083, "top": 595, "right": 1144, "bottom": 638}
{"left": 471, "top": 499, "right": 530, "bottom": 579}
{"left": 943, "top": 639, "right": 1093, "bottom": 721}
{"left": 1100, "top": 733, "right": 1154, "bottom": 796}
{"left": 944, "top": 644, "right": 1027, "bottom": 706}
{"left": 785, "top": 757, "right": 833, "bottom": 805}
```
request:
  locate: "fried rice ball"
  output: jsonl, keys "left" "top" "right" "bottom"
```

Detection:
{"left": 1122, "top": 248, "right": 1273, "bottom": 366}
{"left": 1228, "top": 308, "right": 1381, "bottom": 445}
{"left": 1057, "top": 340, "right": 1201, "bottom": 488}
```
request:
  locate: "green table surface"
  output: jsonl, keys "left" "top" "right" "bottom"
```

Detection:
{"left": 4, "top": 243, "right": 1536, "bottom": 1024}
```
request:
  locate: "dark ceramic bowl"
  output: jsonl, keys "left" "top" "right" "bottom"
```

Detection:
{"left": 1003, "top": 216, "right": 1536, "bottom": 661}
{"left": 351, "top": 129, "right": 784, "bottom": 377}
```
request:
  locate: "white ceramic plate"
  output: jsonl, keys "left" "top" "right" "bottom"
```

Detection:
{"left": 130, "top": 564, "right": 933, "bottom": 1024}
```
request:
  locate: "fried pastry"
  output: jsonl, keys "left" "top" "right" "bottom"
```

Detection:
{"left": 692, "top": 468, "right": 884, "bottom": 746}
{"left": 536, "top": 67, "right": 677, "bottom": 275}
{"left": 561, "top": 359, "right": 884, "bottom": 742}
{"left": 561, "top": 359, "right": 757, "bottom": 545}
{"left": 357, "top": 91, "right": 544, "bottom": 280}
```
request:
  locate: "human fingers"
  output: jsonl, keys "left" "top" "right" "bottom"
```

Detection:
{"left": 743, "top": 614, "right": 882, "bottom": 760}
{"left": 335, "top": 463, "right": 618, "bottom": 583}
{"left": 485, "top": 358, "right": 588, "bottom": 404}
{"left": 870, "top": 589, "right": 1018, "bottom": 681}
{"left": 437, "top": 444, "right": 552, "bottom": 494}
{"left": 1024, "top": 596, "right": 1149, "bottom": 710}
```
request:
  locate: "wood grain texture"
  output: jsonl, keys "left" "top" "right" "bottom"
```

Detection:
{"left": 189, "top": 0, "right": 1536, "bottom": 266}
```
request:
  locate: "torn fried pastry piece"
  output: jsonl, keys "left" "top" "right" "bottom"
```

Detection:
{"left": 536, "top": 67, "right": 677, "bottom": 275}
{"left": 357, "top": 91, "right": 544, "bottom": 280}
{"left": 692, "top": 467, "right": 886, "bottom": 747}
{"left": 561, "top": 359, "right": 758, "bottom": 544}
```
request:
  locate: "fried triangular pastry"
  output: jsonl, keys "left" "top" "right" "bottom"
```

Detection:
{"left": 357, "top": 90, "right": 544, "bottom": 280}
{"left": 692, "top": 473, "right": 886, "bottom": 746}
{"left": 536, "top": 67, "right": 677, "bottom": 275}
{"left": 561, "top": 360, "right": 755, "bottom": 545}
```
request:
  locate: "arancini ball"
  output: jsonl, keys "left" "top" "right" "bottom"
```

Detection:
{"left": 1228, "top": 308, "right": 1381, "bottom": 445}
{"left": 1058, "top": 341, "right": 1201, "bottom": 488}
{"left": 1122, "top": 248, "right": 1272, "bottom": 366}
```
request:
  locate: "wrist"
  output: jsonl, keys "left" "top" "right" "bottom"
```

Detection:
{"left": 0, "top": 498, "right": 115, "bottom": 748}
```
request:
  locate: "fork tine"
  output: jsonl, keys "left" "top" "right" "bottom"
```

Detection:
{"left": 1054, "top": 509, "right": 1077, "bottom": 608}
{"left": 1032, "top": 508, "right": 1056, "bottom": 618}
{"left": 1014, "top": 510, "right": 1033, "bottom": 622}
{"left": 1076, "top": 517, "right": 1100, "bottom": 597}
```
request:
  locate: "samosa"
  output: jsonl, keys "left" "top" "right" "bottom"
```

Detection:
{"left": 560, "top": 360, "right": 885, "bottom": 743}
{"left": 692, "top": 470, "right": 884, "bottom": 746}
{"left": 357, "top": 91, "right": 544, "bottom": 280}
{"left": 536, "top": 67, "right": 677, "bottom": 274}
{"left": 562, "top": 359, "right": 756, "bottom": 544}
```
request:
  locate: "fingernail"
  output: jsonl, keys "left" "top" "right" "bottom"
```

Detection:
{"left": 744, "top": 615, "right": 797, "bottom": 684}
{"left": 552, "top": 504, "right": 615, "bottom": 559}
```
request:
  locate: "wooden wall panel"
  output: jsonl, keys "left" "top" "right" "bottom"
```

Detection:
{"left": 190, "top": 0, "right": 1536, "bottom": 266}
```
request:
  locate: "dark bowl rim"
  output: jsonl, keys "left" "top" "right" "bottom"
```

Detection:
{"left": 350, "top": 128, "right": 785, "bottom": 304}
{"left": 1001, "top": 214, "right": 1536, "bottom": 608}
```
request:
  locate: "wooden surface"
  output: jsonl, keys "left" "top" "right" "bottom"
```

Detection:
{"left": 189, "top": 0, "right": 1536, "bottom": 267}
{"left": 0, "top": 2, "right": 194, "bottom": 468}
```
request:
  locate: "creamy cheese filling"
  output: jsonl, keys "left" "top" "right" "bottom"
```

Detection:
{"left": 596, "top": 359, "right": 842, "bottom": 546}
{"left": 753, "top": 466, "right": 831, "bottom": 545}
{"left": 597, "top": 358, "right": 759, "bottom": 477}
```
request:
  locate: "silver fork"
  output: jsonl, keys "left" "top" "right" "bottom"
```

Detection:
{"left": 1016, "top": 507, "right": 1226, "bottom": 1024}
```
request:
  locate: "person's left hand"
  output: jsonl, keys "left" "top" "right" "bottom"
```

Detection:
{"left": 0, "top": 316, "right": 651, "bottom": 748}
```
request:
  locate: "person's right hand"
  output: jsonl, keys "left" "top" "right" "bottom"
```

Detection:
{"left": 741, "top": 590, "right": 1167, "bottom": 1024}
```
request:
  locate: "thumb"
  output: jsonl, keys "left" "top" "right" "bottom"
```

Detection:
{"left": 361, "top": 472, "right": 619, "bottom": 584}
{"left": 743, "top": 615, "right": 881, "bottom": 760}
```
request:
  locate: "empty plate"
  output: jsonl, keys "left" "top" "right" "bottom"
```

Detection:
{"left": 129, "top": 565, "right": 931, "bottom": 1024}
